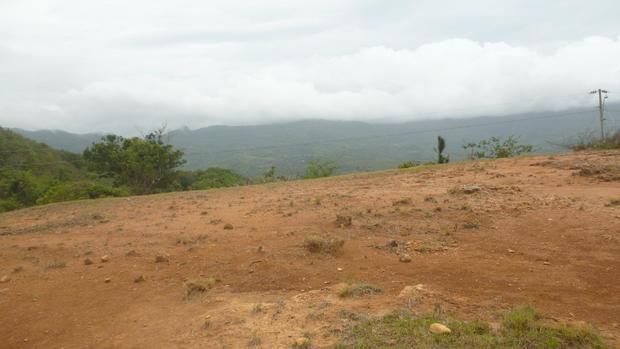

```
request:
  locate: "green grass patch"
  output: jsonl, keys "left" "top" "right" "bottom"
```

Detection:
{"left": 335, "top": 305, "right": 609, "bottom": 349}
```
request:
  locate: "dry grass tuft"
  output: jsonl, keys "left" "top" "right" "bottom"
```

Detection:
{"left": 304, "top": 235, "right": 344, "bottom": 254}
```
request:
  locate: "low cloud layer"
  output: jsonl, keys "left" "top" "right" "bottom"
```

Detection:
{"left": 1, "top": 1, "right": 619, "bottom": 133}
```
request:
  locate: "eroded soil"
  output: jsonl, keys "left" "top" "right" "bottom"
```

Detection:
{"left": 1, "top": 151, "right": 619, "bottom": 348}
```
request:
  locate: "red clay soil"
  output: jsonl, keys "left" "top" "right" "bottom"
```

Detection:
{"left": 1, "top": 151, "right": 619, "bottom": 348}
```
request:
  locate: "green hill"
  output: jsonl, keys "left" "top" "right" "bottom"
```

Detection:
{"left": 0, "top": 127, "right": 124, "bottom": 212}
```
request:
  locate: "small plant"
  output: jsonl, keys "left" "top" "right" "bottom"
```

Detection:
{"left": 398, "top": 160, "right": 419, "bottom": 169}
{"left": 251, "top": 303, "right": 263, "bottom": 314}
{"left": 392, "top": 197, "right": 413, "bottom": 206}
{"left": 304, "top": 157, "right": 338, "bottom": 179}
{"left": 303, "top": 235, "right": 345, "bottom": 254}
{"left": 339, "top": 283, "right": 383, "bottom": 298}
{"left": 463, "top": 136, "right": 533, "bottom": 159}
{"left": 607, "top": 198, "right": 620, "bottom": 206}
{"left": 46, "top": 260, "right": 66, "bottom": 269}
{"left": 248, "top": 331, "right": 262, "bottom": 347}
{"left": 183, "top": 277, "right": 217, "bottom": 300}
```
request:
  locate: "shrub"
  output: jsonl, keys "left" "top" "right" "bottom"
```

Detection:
{"left": 463, "top": 136, "right": 533, "bottom": 159}
{"left": 36, "top": 181, "right": 128, "bottom": 205}
{"left": 304, "top": 158, "right": 338, "bottom": 179}
{"left": 303, "top": 235, "right": 344, "bottom": 254}
{"left": 339, "top": 283, "right": 383, "bottom": 298}
{"left": 398, "top": 160, "right": 419, "bottom": 169}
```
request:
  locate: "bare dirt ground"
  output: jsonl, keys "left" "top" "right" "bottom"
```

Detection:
{"left": 1, "top": 151, "right": 619, "bottom": 348}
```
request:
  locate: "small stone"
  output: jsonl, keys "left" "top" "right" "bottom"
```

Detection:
{"left": 507, "top": 249, "right": 515, "bottom": 253}
{"left": 100, "top": 255, "right": 109, "bottom": 263}
{"left": 543, "top": 261, "right": 551, "bottom": 265}
{"left": 84, "top": 258, "right": 93, "bottom": 265}
{"left": 399, "top": 254, "right": 412, "bottom": 263}
{"left": 155, "top": 255, "right": 169, "bottom": 263}
{"left": 387, "top": 239, "right": 398, "bottom": 248}
{"left": 429, "top": 323, "right": 451, "bottom": 334}
{"left": 0, "top": 275, "right": 10, "bottom": 283}
{"left": 125, "top": 250, "right": 139, "bottom": 257}
{"left": 223, "top": 223, "right": 234, "bottom": 230}
{"left": 134, "top": 275, "right": 145, "bottom": 283}
{"left": 337, "top": 267, "right": 343, "bottom": 272}
{"left": 104, "top": 278, "right": 111, "bottom": 283}
{"left": 294, "top": 337, "right": 310, "bottom": 347}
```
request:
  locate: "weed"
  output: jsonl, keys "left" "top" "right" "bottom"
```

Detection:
{"left": 339, "top": 283, "right": 383, "bottom": 298}
{"left": 247, "top": 331, "right": 262, "bottom": 347}
{"left": 45, "top": 260, "right": 66, "bottom": 269}
{"left": 304, "top": 235, "right": 344, "bottom": 254}
{"left": 335, "top": 305, "right": 609, "bottom": 348}
{"left": 183, "top": 277, "right": 217, "bottom": 300}
{"left": 251, "top": 303, "right": 263, "bottom": 314}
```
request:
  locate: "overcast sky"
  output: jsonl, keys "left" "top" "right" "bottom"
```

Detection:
{"left": 1, "top": 0, "right": 620, "bottom": 133}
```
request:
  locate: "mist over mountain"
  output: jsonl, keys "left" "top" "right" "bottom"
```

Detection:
{"left": 11, "top": 106, "right": 618, "bottom": 177}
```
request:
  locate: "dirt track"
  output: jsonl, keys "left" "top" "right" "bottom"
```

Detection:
{"left": 1, "top": 151, "right": 619, "bottom": 348}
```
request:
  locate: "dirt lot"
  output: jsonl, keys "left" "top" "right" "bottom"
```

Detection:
{"left": 1, "top": 151, "right": 619, "bottom": 348}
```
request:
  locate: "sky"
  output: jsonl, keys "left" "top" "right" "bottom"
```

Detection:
{"left": 1, "top": 0, "right": 620, "bottom": 134}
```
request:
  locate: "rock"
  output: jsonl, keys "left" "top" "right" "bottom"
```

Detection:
{"left": 507, "top": 249, "right": 515, "bottom": 253}
{"left": 429, "top": 323, "right": 451, "bottom": 334}
{"left": 337, "top": 267, "right": 343, "bottom": 272}
{"left": 399, "top": 254, "right": 412, "bottom": 263}
{"left": 134, "top": 275, "right": 145, "bottom": 283}
{"left": 0, "top": 275, "right": 10, "bottom": 283}
{"left": 84, "top": 258, "right": 93, "bottom": 265}
{"left": 460, "top": 184, "right": 482, "bottom": 194}
{"left": 223, "top": 223, "right": 234, "bottom": 230}
{"left": 125, "top": 250, "right": 139, "bottom": 257}
{"left": 104, "top": 278, "right": 111, "bottom": 283}
{"left": 294, "top": 337, "right": 310, "bottom": 347}
{"left": 398, "top": 284, "right": 424, "bottom": 298}
{"left": 100, "top": 255, "right": 109, "bottom": 263}
{"left": 387, "top": 240, "right": 398, "bottom": 248}
{"left": 155, "top": 255, "right": 169, "bottom": 263}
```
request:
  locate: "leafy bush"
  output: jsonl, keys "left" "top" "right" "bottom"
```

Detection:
{"left": 304, "top": 158, "right": 338, "bottom": 179}
{"left": 398, "top": 160, "right": 420, "bottom": 169}
{"left": 36, "top": 181, "right": 128, "bottom": 205}
{"left": 190, "top": 168, "right": 248, "bottom": 190}
{"left": 463, "top": 136, "right": 533, "bottom": 159}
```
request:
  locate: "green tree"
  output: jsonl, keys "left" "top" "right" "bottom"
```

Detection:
{"left": 463, "top": 136, "right": 533, "bottom": 159}
{"left": 304, "top": 158, "right": 338, "bottom": 179}
{"left": 83, "top": 130, "right": 185, "bottom": 194}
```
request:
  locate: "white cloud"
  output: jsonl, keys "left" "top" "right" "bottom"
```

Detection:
{"left": 0, "top": 1, "right": 619, "bottom": 133}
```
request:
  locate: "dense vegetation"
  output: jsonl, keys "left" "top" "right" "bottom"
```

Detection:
{"left": 0, "top": 127, "right": 124, "bottom": 212}
{"left": 0, "top": 128, "right": 248, "bottom": 213}
{"left": 14, "top": 107, "right": 610, "bottom": 177}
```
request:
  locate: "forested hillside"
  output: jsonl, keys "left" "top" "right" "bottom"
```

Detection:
{"left": 14, "top": 107, "right": 616, "bottom": 177}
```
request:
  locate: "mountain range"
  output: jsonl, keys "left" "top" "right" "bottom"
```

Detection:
{"left": 11, "top": 106, "right": 615, "bottom": 177}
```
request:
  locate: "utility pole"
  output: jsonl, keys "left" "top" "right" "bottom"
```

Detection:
{"left": 590, "top": 89, "right": 608, "bottom": 140}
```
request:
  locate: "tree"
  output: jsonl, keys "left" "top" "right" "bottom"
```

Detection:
{"left": 304, "top": 158, "right": 338, "bottom": 179}
{"left": 83, "top": 130, "right": 185, "bottom": 194}
{"left": 463, "top": 136, "right": 533, "bottom": 159}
